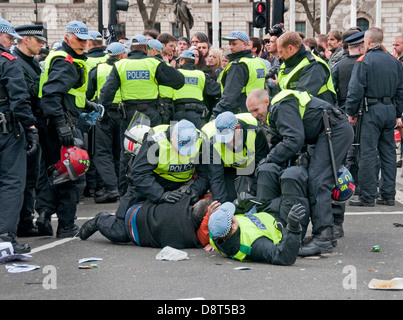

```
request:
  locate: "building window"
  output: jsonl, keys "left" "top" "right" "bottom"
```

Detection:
{"left": 357, "top": 18, "right": 369, "bottom": 31}
{"left": 35, "top": 0, "right": 46, "bottom": 3}
{"left": 116, "top": 23, "right": 126, "bottom": 40}
{"left": 73, "top": 0, "right": 85, "bottom": 3}
{"left": 208, "top": 22, "right": 222, "bottom": 48}
{"left": 295, "top": 21, "right": 306, "bottom": 35}
{"left": 172, "top": 23, "right": 180, "bottom": 38}
{"left": 0, "top": 0, "right": 9, "bottom": 2}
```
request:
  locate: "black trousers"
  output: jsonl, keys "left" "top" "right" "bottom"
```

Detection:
{"left": 94, "top": 110, "right": 121, "bottom": 191}
{"left": 359, "top": 104, "right": 396, "bottom": 202}
{"left": 0, "top": 125, "right": 26, "bottom": 237}
{"left": 35, "top": 123, "right": 80, "bottom": 228}
{"left": 308, "top": 117, "right": 353, "bottom": 235}
{"left": 256, "top": 164, "right": 310, "bottom": 235}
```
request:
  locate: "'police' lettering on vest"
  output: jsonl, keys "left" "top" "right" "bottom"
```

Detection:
{"left": 185, "top": 77, "right": 199, "bottom": 86}
{"left": 126, "top": 70, "right": 150, "bottom": 80}
{"left": 168, "top": 163, "right": 194, "bottom": 173}
{"left": 246, "top": 215, "right": 267, "bottom": 230}
{"left": 256, "top": 69, "right": 265, "bottom": 79}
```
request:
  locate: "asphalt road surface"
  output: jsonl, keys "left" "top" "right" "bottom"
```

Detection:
{"left": 2, "top": 172, "right": 403, "bottom": 303}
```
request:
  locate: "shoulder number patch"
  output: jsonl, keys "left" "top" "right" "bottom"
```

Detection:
{"left": 356, "top": 54, "right": 366, "bottom": 62}
{"left": 65, "top": 55, "right": 73, "bottom": 64}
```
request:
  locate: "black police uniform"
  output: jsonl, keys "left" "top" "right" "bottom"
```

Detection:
{"left": 207, "top": 119, "right": 269, "bottom": 203}
{"left": 265, "top": 93, "right": 353, "bottom": 254}
{"left": 0, "top": 44, "right": 36, "bottom": 252}
{"left": 279, "top": 45, "right": 336, "bottom": 104}
{"left": 173, "top": 62, "right": 221, "bottom": 129}
{"left": 99, "top": 49, "right": 185, "bottom": 196}
{"left": 346, "top": 46, "right": 403, "bottom": 205}
{"left": 213, "top": 49, "right": 255, "bottom": 116}
{"left": 13, "top": 45, "right": 44, "bottom": 236}
{"left": 91, "top": 125, "right": 209, "bottom": 243}
{"left": 86, "top": 56, "right": 121, "bottom": 202}
{"left": 35, "top": 41, "right": 88, "bottom": 237}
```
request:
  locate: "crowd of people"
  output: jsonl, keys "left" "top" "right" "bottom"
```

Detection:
{"left": 1, "top": 16, "right": 403, "bottom": 266}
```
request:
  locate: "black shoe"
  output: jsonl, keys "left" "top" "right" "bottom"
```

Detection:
{"left": 333, "top": 223, "right": 344, "bottom": 239}
{"left": 56, "top": 224, "right": 80, "bottom": 238}
{"left": 376, "top": 196, "right": 395, "bottom": 206}
{"left": 79, "top": 212, "right": 110, "bottom": 240}
{"left": 36, "top": 212, "right": 54, "bottom": 236}
{"left": 299, "top": 227, "right": 334, "bottom": 257}
{"left": 94, "top": 189, "right": 120, "bottom": 204}
{"left": 17, "top": 217, "right": 41, "bottom": 237}
{"left": 349, "top": 198, "right": 375, "bottom": 207}
{"left": 0, "top": 233, "right": 31, "bottom": 254}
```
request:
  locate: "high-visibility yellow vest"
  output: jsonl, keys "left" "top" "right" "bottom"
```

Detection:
{"left": 151, "top": 125, "right": 202, "bottom": 182}
{"left": 172, "top": 68, "right": 205, "bottom": 102}
{"left": 86, "top": 55, "right": 108, "bottom": 71}
{"left": 38, "top": 50, "right": 89, "bottom": 108}
{"left": 96, "top": 62, "right": 122, "bottom": 103}
{"left": 220, "top": 57, "right": 267, "bottom": 95}
{"left": 115, "top": 57, "right": 161, "bottom": 101}
{"left": 268, "top": 89, "right": 312, "bottom": 126}
{"left": 278, "top": 53, "right": 336, "bottom": 95}
{"left": 210, "top": 212, "right": 283, "bottom": 261}
{"left": 202, "top": 113, "right": 257, "bottom": 168}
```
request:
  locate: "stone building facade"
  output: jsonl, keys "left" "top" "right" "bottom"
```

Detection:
{"left": 0, "top": 0, "right": 401, "bottom": 51}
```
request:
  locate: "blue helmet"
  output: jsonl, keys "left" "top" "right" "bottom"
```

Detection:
{"left": 332, "top": 167, "right": 355, "bottom": 203}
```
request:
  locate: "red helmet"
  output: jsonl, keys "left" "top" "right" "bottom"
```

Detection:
{"left": 48, "top": 147, "right": 90, "bottom": 185}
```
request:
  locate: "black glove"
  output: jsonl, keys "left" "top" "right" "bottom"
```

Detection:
{"left": 55, "top": 119, "right": 74, "bottom": 147}
{"left": 286, "top": 203, "right": 306, "bottom": 233}
{"left": 185, "top": 188, "right": 199, "bottom": 205}
{"left": 159, "top": 189, "right": 183, "bottom": 204}
{"left": 25, "top": 127, "right": 39, "bottom": 156}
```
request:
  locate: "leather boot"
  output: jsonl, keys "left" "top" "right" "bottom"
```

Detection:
{"left": 94, "top": 189, "right": 120, "bottom": 204}
{"left": 36, "top": 211, "right": 53, "bottom": 236}
{"left": 56, "top": 224, "right": 80, "bottom": 238}
{"left": 79, "top": 212, "right": 110, "bottom": 240}
{"left": 298, "top": 227, "right": 334, "bottom": 257}
{"left": 17, "top": 216, "right": 41, "bottom": 237}
{"left": 0, "top": 233, "right": 31, "bottom": 254}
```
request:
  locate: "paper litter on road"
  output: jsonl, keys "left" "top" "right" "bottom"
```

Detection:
{"left": 368, "top": 277, "right": 403, "bottom": 290}
{"left": 77, "top": 257, "right": 103, "bottom": 264}
{"left": 156, "top": 246, "right": 189, "bottom": 261}
{"left": 5, "top": 263, "right": 40, "bottom": 273}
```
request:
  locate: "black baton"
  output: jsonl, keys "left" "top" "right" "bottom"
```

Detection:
{"left": 322, "top": 110, "right": 339, "bottom": 187}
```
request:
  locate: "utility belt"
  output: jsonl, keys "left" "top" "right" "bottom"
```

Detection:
{"left": 37, "top": 112, "right": 78, "bottom": 130}
{"left": 0, "top": 111, "right": 20, "bottom": 136}
{"left": 121, "top": 101, "right": 158, "bottom": 119}
{"left": 365, "top": 97, "right": 393, "bottom": 106}
{"left": 174, "top": 103, "right": 208, "bottom": 118}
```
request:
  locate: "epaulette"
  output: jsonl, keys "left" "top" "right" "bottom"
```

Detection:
{"left": 1, "top": 52, "right": 17, "bottom": 61}
{"left": 64, "top": 55, "right": 73, "bottom": 64}
{"left": 356, "top": 54, "right": 366, "bottom": 62}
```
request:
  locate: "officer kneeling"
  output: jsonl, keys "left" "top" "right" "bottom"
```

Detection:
{"left": 208, "top": 202, "right": 306, "bottom": 266}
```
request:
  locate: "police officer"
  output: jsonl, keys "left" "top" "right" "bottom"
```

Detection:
{"left": 276, "top": 31, "right": 336, "bottom": 104}
{"left": 213, "top": 31, "right": 267, "bottom": 117}
{"left": 86, "top": 30, "right": 108, "bottom": 70}
{"left": 0, "top": 18, "right": 38, "bottom": 252}
{"left": 330, "top": 30, "right": 365, "bottom": 239}
{"left": 35, "top": 21, "right": 93, "bottom": 238}
{"left": 13, "top": 24, "right": 46, "bottom": 236}
{"left": 173, "top": 50, "right": 221, "bottom": 129}
{"left": 346, "top": 27, "right": 403, "bottom": 207}
{"left": 202, "top": 111, "right": 269, "bottom": 203}
{"left": 246, "top": 88, "right": 354, "bottom": 256}
{"left": 99, "top": 34, "right": 185, "bottom": 195}
{"left": 148, "top": 39, "right": 174, "bottom": 124}
{"left": 86, "top": 42, "right": 127, "bottom": 203}
{"left": 208, "top": 202, "right": 306, "bottom": 266}
{"left": 79, "top": 120, "right": 209, "bottom": 243}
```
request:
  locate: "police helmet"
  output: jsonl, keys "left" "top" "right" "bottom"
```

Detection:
{"left": 332, "top": 166, "right": 355, "bottom": 203}
{"left": 124, "top": 124, "right": 151, "bottom": 156}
